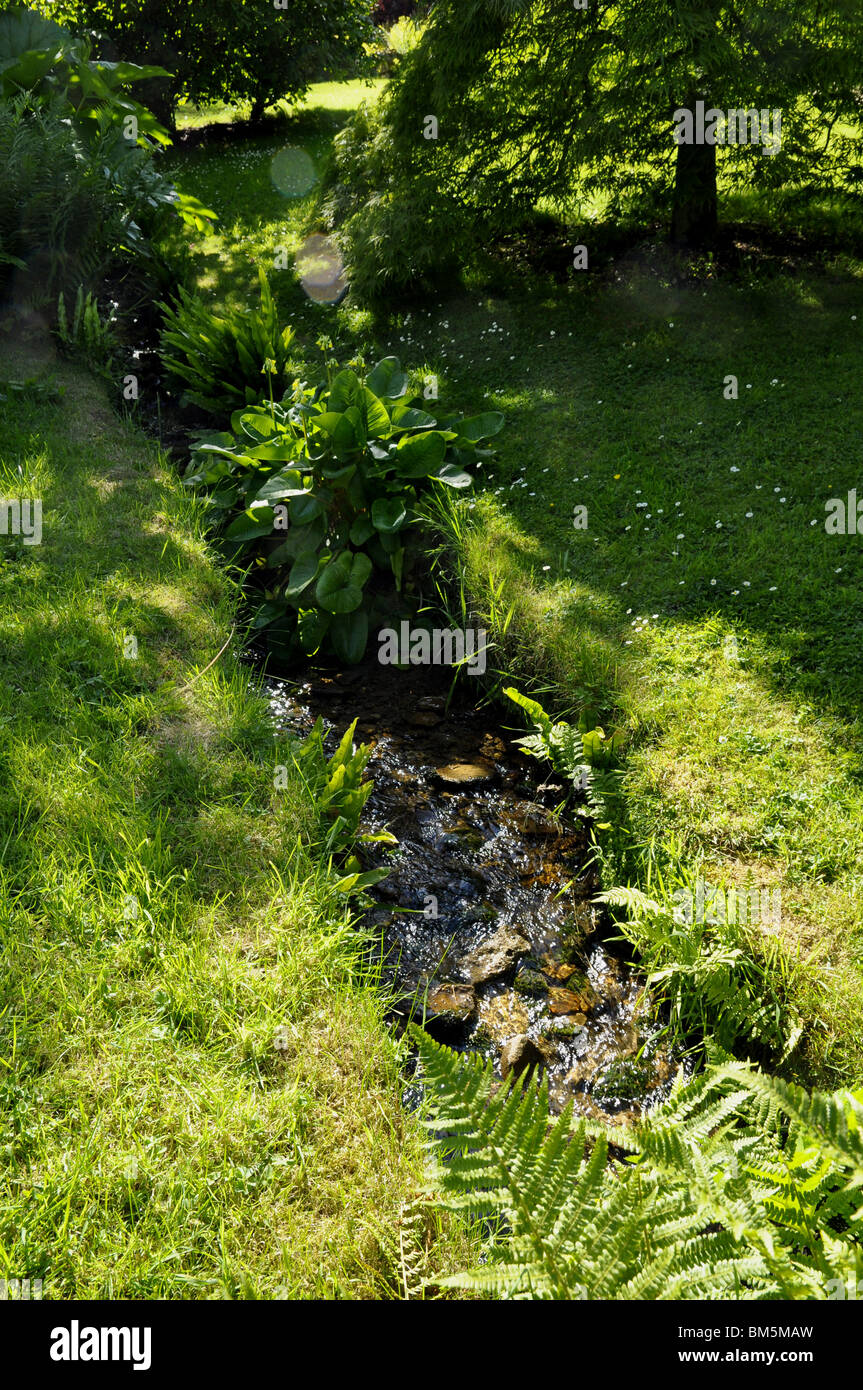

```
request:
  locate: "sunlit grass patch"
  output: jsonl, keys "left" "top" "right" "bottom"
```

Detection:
{"left": 0, "top": 349, "right": 467, "bottom": 1298}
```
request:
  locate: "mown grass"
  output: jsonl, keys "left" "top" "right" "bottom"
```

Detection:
{"left": 161, "top": 79, "right": 863, "bottom": 1085}
{"left": 413, "top": 268, "right": 863, "bottom": 1084}
{"left": 0, "top": 335, "right": 466, "bottom": 1298}
{"left": 164, "top": 79, "right": 383, "bottom": 336}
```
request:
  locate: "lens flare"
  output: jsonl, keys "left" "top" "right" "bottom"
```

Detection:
{"left": 270, "top": 146, "right": 316, "bottom": 198}
{"left": 295, "top": 234, "right": 346, "bottom": 304}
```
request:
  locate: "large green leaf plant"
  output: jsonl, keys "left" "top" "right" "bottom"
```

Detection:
{"left": 184, "top": 353, "right": 504, "bottom": 664}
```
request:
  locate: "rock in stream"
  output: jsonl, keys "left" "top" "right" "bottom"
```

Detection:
{"left": 266, "top": 655, "right": 680, "bottom": 1118}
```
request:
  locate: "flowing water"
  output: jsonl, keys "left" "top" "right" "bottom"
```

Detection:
{"left": 266, "top": 657, "right": 678, "bottom": 1121}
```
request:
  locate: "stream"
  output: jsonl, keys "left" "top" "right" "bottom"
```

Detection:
{"left": 266, "top": 656, "right": 679, "bottom": 1122}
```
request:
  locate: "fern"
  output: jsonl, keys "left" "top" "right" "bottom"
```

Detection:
{"left": 55, "top": 285, "right": 116, "bottom": 373}
{"left": 503, "top": 686, "right": 621, "bottom": 818}
{"left": 595, "top": 878, "right": 796, "bottom": 1055}
{"left": 414, "top": 1031, "right": 863, "bottom": 1300}
{"left": 159, "top": 267, "right": 296, "bottom": 416}
{"left": 290, "top": 718, "right": 394, "bottom": 896}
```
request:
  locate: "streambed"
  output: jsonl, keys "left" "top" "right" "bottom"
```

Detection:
{"left": 267, "top": 658, "right": 678, "bottom": 1120}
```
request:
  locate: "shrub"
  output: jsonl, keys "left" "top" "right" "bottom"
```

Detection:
{"left": 365, "top": 12, "right": 426, "bottom": 75}
{"left": 159, "top": 270, "right": 297, "bottom": 417}
{"left": 322, "top": 101, "right": 464, "bottom": 302}
{"left": 0, "top": 93, "right": 127, "bottom": 307}
{"left": 0, "top": 7, "right": 214, "bottom": 310}
{"left": 182, "top": 351, "right": 503, "bottom": 664}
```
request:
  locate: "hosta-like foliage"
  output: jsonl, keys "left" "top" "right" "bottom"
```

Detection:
{"left": 415, "top": 1031, "right": 863, "bottom": 1300}
{"left": 182, "top": 349, "right": 503, "bottom": 663}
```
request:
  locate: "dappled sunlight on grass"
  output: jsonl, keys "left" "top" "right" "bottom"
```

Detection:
{"left": 156, "top": 76, "right": 863, "bottom": 1084}
{"left": 0, "top": 351, "right": 454, "bottom": 1297}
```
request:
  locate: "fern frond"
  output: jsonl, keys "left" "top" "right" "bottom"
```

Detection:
{"left": 416, "top": 1033, "right": 863, "bottom": 1300}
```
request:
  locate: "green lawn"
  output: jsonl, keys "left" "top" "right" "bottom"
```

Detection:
{"left": 0, "top": 335, "right": 464, "bottom": 1298}
{"left": 162, "top": 80, "right": 863, "bottom": 1085}
{"left": 164, "top": 79, "right": 384, "bottom": 338}
{"left": 425, "top": 268, "right": 863, "bottom": 1083}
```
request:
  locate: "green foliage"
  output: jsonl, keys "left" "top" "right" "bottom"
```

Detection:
{"left": 64, "top": 0, "right": 374, "bottom": 121}
{"left": 0, "top": 8, "right": 214, "bottom": 308}
{"left": 0, "top": 93, "right": 122, "bottom": 304}
{"left": 55, "top": 285, "right": 116, "bottom": 373}
{"left": 328, "top": 0, "right": 863, "bottom": 289}
{"left": 366, "top": 14, "right": 427, "bottom": 75}
{"left": 159, "top": 269, "right": 297, "bottom": 416}
{"left": 182, "top": 349, "right": 503, "bottom": 663}
{"left": 382, "top": 15, "right": 426, "bottom": 57}
{"left": 503, "top": 685, "right": 622, "bottom": 823}
{"left": 0, "top": 4, "right": 168, "bottom": 116}
{"left": 415, "top": 1030, "right": 863, "bottom": 1300}
{"left": 322, "top": 98, "right": 466, "bottom": 302}
{"left": 594, "top": 876, "right": 801, "bottom": 1059}
{"left": 291, "top": 716, "right": 395, "bottom": 895}
{"left": 501, "top": 688, "right": 798, "bottom": 1057}
{"left": 0, "top": 376, "right": 62, "bottom": 404}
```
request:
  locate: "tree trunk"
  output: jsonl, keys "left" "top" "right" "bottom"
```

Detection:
{"left": 249, "top": 95, "right": 268, "bottom": 126}
{"left": 139, "top": 78, "right": 177, "bottom": 135}
{"left": 670, "top": 138, "right": 718, "bottom": 246}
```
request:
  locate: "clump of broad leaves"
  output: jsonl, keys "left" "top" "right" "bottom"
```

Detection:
{"left": 184, "top": 354, "right": 503, "bottom": 663}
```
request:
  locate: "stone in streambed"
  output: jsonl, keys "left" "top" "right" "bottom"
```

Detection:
{"left": 542, "top": 957, "right": 578, "bottom": 982}
{"left": 548, "top": 973, "right": 599, "bottom": 1015}
{"left": 434, "top": 759, "right": 496, "bottom": 788}
{"left": 422, "top": 982, "right": 478, "bottom": 1041}
{"left": 500, "top": 1033, "right": 558, "bottom": 1080}
{"left": 399, "top": 980, "right": 477, "bottom": 1040}
{"left": 462, "top": 925, "right": 530, "bottom": 984}
{"left": 427, "top": 981, "right": 477, "bottom": 1021}
{"left": 417, "top": 695, "right": 445, "bottom": 712}
{"left": 543, "top": 1016, "right": 586, "bottom": 1041}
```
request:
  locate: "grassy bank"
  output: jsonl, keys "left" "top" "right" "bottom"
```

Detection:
{"left": 0, "top": 337, "right": 462, "bottom": 1298}
{"left": 420, "top": 267, "right": 863, "bottom": 1085}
